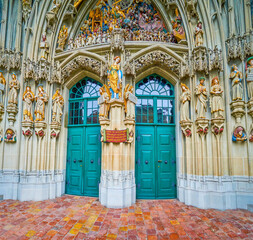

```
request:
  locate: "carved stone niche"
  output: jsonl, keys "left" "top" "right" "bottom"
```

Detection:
{"left": 195, "top": 118, "right": 209, "bottom": 136}
{"left": 226, "top": 35, "right": 243, "bottom": 62}
{"left": 248, "top": 99, "right": 253, "bottom": 119}
{"left": 6, "top": 104, "right": 18, "bottom": 126}
{"left": 192, "top": 46, "right": 208, "bottom": 74}
{"left": 211, "top": 118, "right": 225, "bottom": 136}
{"left": 208, "top": 46, "right": 223, "bottom": 72}
{"left": 230, "top": 100, "right": 245, "bottom": 123}
{"left": 22, "top": 121, "right": 33, "bottom": 139}
{"left": 110, "top": 28, "right": 124, "bottom": 51}
{"left": 180, "top": 120, "right": 193, "bottom": 137}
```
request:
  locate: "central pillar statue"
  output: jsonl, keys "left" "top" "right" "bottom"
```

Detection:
{"left": 98, "top": 56, "right": 137, "bottom": 208}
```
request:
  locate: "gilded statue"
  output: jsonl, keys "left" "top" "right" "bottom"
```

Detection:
{"left": 180, "top": 83, "right": 191, "bottom": 122}
{"left": 124, "top": 84, "right": 136, "bottom": 119}
{"left": 57, "top": 25, "right": 68, "bottom": 51}
{"left": 195, "top": 22, "right": 204, "bottom": 47}
{"left": 34, "top": 86, "right": 49, "bottom": 122}
{"left": 0, "top": 72, "right": 6, "bottom": 105}
{"left": 107, "top": 56, "right": 123, "bottom": 99}
{"left": 195, "top": 77, "right": 208, "bottom": 119}
{"left": 171, "top": 8, "right": 186, "bottom": 43}
{"left": 246, "top": 56, "right": 253, "bottom": 100}
{"left": 8, "top": 73, "right": 20, "bottom": 106}
{"left": 210, "top": 77, "right": 224, "bottom": 119}
{"left": 230, "top": 64, "right": 243, "bottom": 101}
{"left": 23, "top": 86, "right": 35, "bottom": 122}
{"left": 52, "top": 89, "right": 64, "bottom": 124}
{"left": 111, "top": 4, "right": 126, "bottom": 28}
{"left": 99, "top": 85, "right": 111, "bottom": 119}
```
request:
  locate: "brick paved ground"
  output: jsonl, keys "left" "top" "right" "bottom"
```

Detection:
{"left": 0, "top": 195, "right": 252, "bottom": 240}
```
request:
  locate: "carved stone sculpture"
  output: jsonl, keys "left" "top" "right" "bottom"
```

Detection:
{"left": 57, "top": 25, "right": 68, "bottom": 51}
{"left": 34, "top": 85, "right": 49, "bottom": 122}
{"left": 171, "top": 9, "right": 186, "bottom": 43}
{"left": 195, "top": 22, "right": 204, "bottom": 47}
{"left": 195, "top": 77, "right": 207, "bottom": 119}
{"left": 210, "top": 77, "right": 224, "bottom": 119}
{"left": 232, "top": 126, "right": 247, "bottom": 142}
{"left": 40, "top": 32, "right": 49, "bottom": 59}
{"left": 99, "top": 86, "right": 111, "bottom": 119}
{"left": 124, "top": 84, "right": 137, "bottom": 120}
{"left": 230, "top": 64, "right": 243, "bottom": 101}
{"left": 52, "top": 89, "right": 64, "bottom": 125}
{"left": 23, "top": 86, "right": 35, "bottom": 122}
{"left": 4, "top": 128, "right": 16, "bottom": 143}
{"left": 246, "top": 57, "right": 253, "bottom": 100}
{"left": 0, "top": 72, "right": 6, "bottom": 105}
{"left": 180, "top": 83, "right": 191, "bottom": 122}
{"left": 8, "top": 73, "right": 20, "bottom": 106}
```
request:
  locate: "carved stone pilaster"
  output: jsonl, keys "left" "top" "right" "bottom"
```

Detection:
{"left": 110, "top": 28, "right": 124, "bottom": 51}
{"left": 195, "top": 118, "right": 209, "bottom": 136}
{"left": 50, "top": 123, "right": 61, "bottom": 139}
{"left": 208, "top": 46, "right": 223, "bottom": 72}
{"left": 180, "top": 120, "right": 193, "bottom": 137}
{"left": 22, "top": 121, "right": 33, "bottom": 139}
{"left": 192, "top": 46, "right": 208, "bottom": 74}
{"left": 248, "top": 99, "right": 253, "bottom": 119}
{"left": 35, "top": 122, "right": 47, "bottom": 139}
{"left": 230, "top": 100, "right": 245, "bottom": 123}
{"left": 211, "top": 118, "right": 225, "bottom": 136}
{"left": 226, "top": 35, "right": 243, "bottom": 62}
{"left": 0, "top": 104, "right": 4, "bottom": 122}
{"left": 6, "top": 104, "right": 18, "bottom": 126}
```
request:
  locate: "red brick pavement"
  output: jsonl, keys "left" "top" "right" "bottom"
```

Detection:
{"left": 0, "top": 195, "right": 252, "bottom": 239}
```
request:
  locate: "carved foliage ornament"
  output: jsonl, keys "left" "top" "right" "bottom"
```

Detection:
{"left": 0, "top": 50, "right": 22, "bottom": 71}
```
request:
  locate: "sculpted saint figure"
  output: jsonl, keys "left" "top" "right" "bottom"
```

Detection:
{"left": 52, "top": 89, "right": 64, "bottom": 124}
{"left": 246, "top": 56, "right": 253, "bottom": 100}
{"left": 210, "top": 77, "right": 224, "bottom": 119}
{"left": 34, "top": 86, "right": 49, "bottom": 122}
{"left": 51, "top": 0, "right": 61, "bottom": 14}
{"left": 40, "top": 32, "right": 48, "bottom": 59}
{"left": 8, "top": 73, "right": 20, "bottom": 105}
{"left": 232, "top": 126, "right": 247, "bottom": 142}
{"left": 195, "top": 77, "right": 208, "bottom": 119}
{"left": 99, "top": 85, "right": 111, "bottom": 119}
{"left": 23, "top": 86, "right": 35, "bottom": 122}
{"left": 124, "top": 84, "right": 135, "bottom": 119}
{"left": 0, "top": 72, "right": 6, "bottom": 105}
{"left": 107, "top": 56, "right": 123, "bottom": 99}
{"left": 195, "top": 22, "right": 204, "bottom": 47}
{"left": 180, "top": 83, "right": 191, "bottom": 122}
{"left": 230, "top": 64, "right": 243, "bottom": 101}
{"left": 57, "top": 25, "right": 68, "bottom": 51}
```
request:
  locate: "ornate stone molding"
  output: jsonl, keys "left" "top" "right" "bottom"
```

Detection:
{"left": 6, "top": 104, "right": 18, "bottom": 126}
{"left": 0, "top": 49, "right": 22, "bottom": 70}
{"left": 110, "top": 28, "right": 124, "bottom": 51}
{"left": 0, "top": 104, "right": 4, "bottom": 122}
{"left": 248, "top": 99, "right": 253, "bottom": 119}
{"left": 230, "top": 100, "right": 245, "bottom": 123}
{"left": 243, "top": 31, "right": 253, "bottom": 58}
{"left": 195, "top": 119, "right": 209, "bottom": 136}
{"left": 208, "top": 46, "right": 223, "bottom": 72}
{"left": 22, "top": 0, "right": 32, "bottom": 23}
{"left": 180, "top": 54, "right": 191, "bottom": 79}
{"left": 50, "top": 123, "right": 61, "bottom": 139}
{"left": 180, "top": 120, "right": 193, "bottom": 137}
{"left": 51, "top": 61, "right": 62, "bottom": 84}
{"left": 226, "top": 35, "right": 243, "bottom": 62}
{"left": 34, "top": 122, "right": 47, "bottom": 139}
{"left": 184, "top": 0, "right": 199, "bottom": 21}
{"left": 211, "top": 118, "right": 225, "bottom": 136}
{"left": 22, "top": 121, "right": 33, "bottom": 139}
{"left": 192, "top": 46, "right": 208, "bottom": 74}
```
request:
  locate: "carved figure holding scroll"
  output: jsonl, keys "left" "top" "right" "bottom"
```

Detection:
{"left": 195, "top": 77, "right": 207, "bottom": 119}
{"left": 246, "top": 56, "right": 253, "bottom": 100}
{"left": 0, "top": 72, "right": 6, "bottom": 105}
{"left": 99, "top": 85, "right": 111, "bottom": 119}
{"left": 8, "top": 73, "right": 20, "bottom": 106}
{"left": 124, "top": 84, "right": 136, "bottom": 120}
{"left": 34, "top": 85, "right": 48, "bottom": 122}
{"left": 232, "top": 126, "right": 247, "bottom": 142}
{"left": 195, "top": 22, "right": 204, "bottom": 47}
{"left": 230, "top": 64, "right": 243, "bottom": 101}
{"left": 210, "top": 77, "right": 224, "bottom": 119}
{"left": 52, "top": 89, "right": 64, "bottom": 124}
{"left": 180, "top": 83, "right": 191, "bottom": 122}
{"left": 23, "top": 86, "right": 35, "bottom": 122}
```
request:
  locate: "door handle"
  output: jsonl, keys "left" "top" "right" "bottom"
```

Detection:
{"left": 91, "top": 159, "right": 94, "bottom": 164}
{"left": 158, "top": 160, "right": 162, "bottom": 163}
{"left": 73, "top": 160, "right": 76, "bottom": 163}
{"left": 145, "top": 160, "right": 148, "bottom": 164}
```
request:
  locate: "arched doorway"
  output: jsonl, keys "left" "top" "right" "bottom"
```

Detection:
{"left": 66, "top": 78, "right": 102, "bottom": 197}
{"left": 135, "top": 74, "right": 176, "bottom": 199}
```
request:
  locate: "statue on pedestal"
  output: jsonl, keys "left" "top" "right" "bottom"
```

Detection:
{"left": 23, "top": 86, "right": 35, "bottom": 122}
{"left": 0, "top": 72, "right": 6, "bottom": 105}
{"left": 210, "top": 77, "right": 224, "bottom": 119}
{"left": 52, "top": 89, "right": 64, "bottom": 124}
{"left": 124, "top": 84, "right": 136, "bottom": 120}
{"left": 195, "top": 22, "right": 204, "bottom": 47}
{"left": 34, "top": 85, "right": 48, "bottom": 122}
{"left": 246, "top": 57, "right": 253, "bottom": 100}
{"left": 8, "top": 73, "right": 20, "bottom": 106}
{"left": 195, "top": 77, "right": 207, "bottom": 119}
{"left": 230, "top": 64, "right": 243, "bottom": 101}
{"left": 180, "top": 83, "right": 191, "bottom": 122}
{"left": 99, "top": 85, "right": 111, "bottom": 119}
{"left": 40, "top": 32, "right": 49, "bottom": 59}
{"left": 107, "top": 56, "right": 123, "bottom": 99}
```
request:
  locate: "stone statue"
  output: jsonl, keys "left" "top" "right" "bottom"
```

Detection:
{"left": 210, "top": 77, "right": 224, "bottom": 119}
{"left": 171, "top": 8, "right": 186, "bottom": 43}
{"left": 50, "top": 0, "right": 61, "bottom": 14}
{"left": 107, "top": 56, "right": 123, "bottom": 99}
{"left": 8, "top": 73, "right": 20, "bottom": 106}
{"left": 246, "top": 56, "right": 253, "bottom": 100}
{"left": 232, "top": 126, "right": 247, "bottom": 142}
{"left": 34, "top": 85, "right": 49, "bottom": 122}
{"left": 23, "top": 86, "right": 35, "bottom": 122}
{"left": 230, "top": 64, "right": 243, "bottom": 101}
{"left": 195, "top": 77, "right": 208, "bottom": 119}
{"left": 124, "top": 84, "right": 136, "bottom": 119}
{"left": 40, "top": 32, "right": 48, "bottom": 59}
{"left": 195, "top": 22, "right": 204, "bottom": 47}
{"left": 57, "top": 25, "right": 68, "bottom": 51}
{"left": 52, "top": 89, "right": 64, "bottom": 124}
{"left": 99, "top": 85, "right": 111, "bottom": 119}
{"left": 180, "top": 83, "right": 191, "bottom": 122}
{"left": 0, "top": 72, "right": 6, "bottom": 105}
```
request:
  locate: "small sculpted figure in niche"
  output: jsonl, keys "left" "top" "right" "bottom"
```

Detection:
{"left": 8, "top": 73, "right": 20, "bottom": 106}
{"left": 210, "top": 77, "right": 224, "bottom": 119}
{"left": 195, "top": 77, "right": 208, "bottom": 119}
{"left": 180, "top": 83, "right": 191, "bottom": 122}
{"left": 58, "top": 25, "right": 68, "bottom": 51}
{"left": 171, "top": 8, "right": 186, "bottom": 43}
{"left": 23, "top": 86, "right": 35, "bottom": 122}
{"left": 0, "top": 72, "right": 6, "bottom": 105}
{"left": 128, "top": 130, "right": 134, "bottom": 143}
{"left": 124, "top": 84, "right": 136, "bottom": 120}
{"left": 52, "top": 89, "right": 64, "bottom": 124}
{"left": 230, "top": 64, "right": 243, "bottom": 101}
{"left": 40, "top": 32, "right": 48, "bottom": 59}
{"left": 107, "top": 56, "right": 123, "bottom": 99}
{"left": 4, "top": 128, "right": 16, "bottom": 143}
{"left": 195, "top": 22, "right": 204, "bottom": 47}
{"left": 34, "top": 85, "right": 49, "bottom": 122}
{"left": 232, "top": 126, "right": 247, "bottom": 142}
{"left": 246, "top": 56, "right": 253, "bottom": 100}
{"left": 99, "top": 85, "right": 111, "bottom": 119}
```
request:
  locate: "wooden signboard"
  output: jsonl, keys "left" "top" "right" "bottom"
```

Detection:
{"left": 103, "top": 129, "right": 129, "bottom": 143}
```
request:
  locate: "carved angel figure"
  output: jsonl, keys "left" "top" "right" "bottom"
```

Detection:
{"left": 23, "top": 86, "right": 35, "bottom": 122}
{"left": 52, "top": 89, "right": 64, "bottom": 124}
{"left": 195, "top": 77, "right": 207, "bottom": 119}
{"left": 99, "top": 85, "right": 111, "bottom": 119}
{"left": 210, "top": 77, "right": 224, "bottom": 119}
{"left": 8, "top": 73, "right": 20, "bottom": 105}
{"left": 195, "top": 22, "right": 204, "bottom": 47}
{"left": 246, "top": 56, "right": 253, "bottom": 100}
{"left": 124, "top": 84, "right": 136, "bottom": 119}
{"left": 57, "top": 25, "right": 68, "bottom": 51}
{"left": 34, "top": 86, "right": 49, "bottom": 122}
{"left": 230, "top": 64, "right": 243, "bottom": 101}
{"left": 180, "top": 83, "right": 191, "bottom": 122}
{"left": 0, "top": 72, "right": 6, "bottom": 105}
